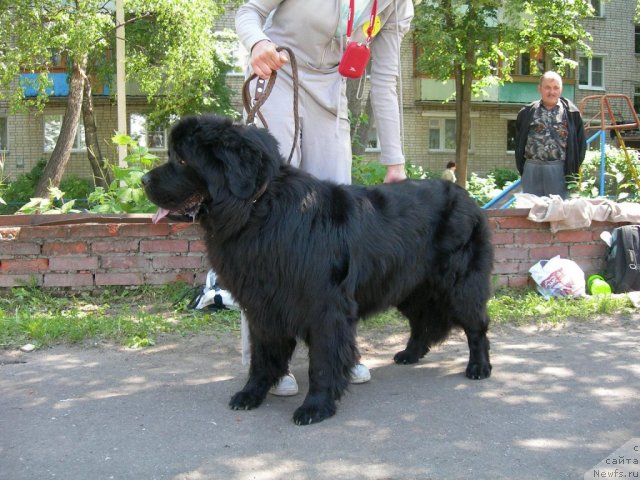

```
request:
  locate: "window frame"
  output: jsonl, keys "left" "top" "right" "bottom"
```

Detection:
{"left": 0, "top": 116, "right": 8, "bottom": 152}
{"left": 505, "top": 118, "right": 517, "bottom": 153}
{"left": 129, "top": 113, "right": 168, "bottom": 151}
{"left": 43, "top": 114, "right": 86, "bottom": 152}
{"left": 428, "top": 118, "right": 457, "bottom": 152}
{"left": 578, "top": 55, "right": 605, "bottom": 90}
{"left": 590, "top": 0, "right": 604, "bottom": 17}
{"left": 364, "top": 116, "right": 381, "bottom": 153}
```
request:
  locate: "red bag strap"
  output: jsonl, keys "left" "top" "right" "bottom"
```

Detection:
{"left": 346, "top": 0, "right": 378, "bottom": 41}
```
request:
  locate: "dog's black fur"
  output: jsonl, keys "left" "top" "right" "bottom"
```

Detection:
{"left": 142, "top": 115, "right": 493, "bottom": 425}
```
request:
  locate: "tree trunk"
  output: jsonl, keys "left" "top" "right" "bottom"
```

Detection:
{"left": 82, "top": 76, "right": 112, "bottom": 188}
{"left": 346, "top": 78, "right": 373, "bottom": 156}
{"left": 35, "top": 55, "right": 87, "bottom": 197}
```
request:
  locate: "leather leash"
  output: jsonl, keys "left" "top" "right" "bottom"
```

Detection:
{"left": 242, "top": 45, "right": 299, "bottom": 165}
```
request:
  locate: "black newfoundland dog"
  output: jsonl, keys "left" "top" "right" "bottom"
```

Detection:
{"left": 142, "top": 115, "right": 493, "bottom": 425}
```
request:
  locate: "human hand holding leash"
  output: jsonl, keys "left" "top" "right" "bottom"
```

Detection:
{"left": 251, "top": 40, "right": 289, "bottom": 79}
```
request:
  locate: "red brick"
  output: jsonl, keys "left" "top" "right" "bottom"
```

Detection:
{"left": 170, "top": 223, "right": 204, "bottom": 237}
{"left": 555, "top": 230, "right": 597, "bottom": 243}
{"left": 496, "top": 216, "right": 543, "bottom": 230}
{"left": 491, "top": 261, "right": 521, "bottom": 275}
{"left": 70, "top": 224, "right": 120, "bottom": 238}
{"left": 119, "top": 223, "right": 171, "bottom": 238}
{"left": 493, "top": 247, "right": 529, "bottom": 261}
{"left": 16, "top": 225, "right": 72, "bottom": 241}
{"left": 189, "top": 240, "right": 208, "bottom": 253}
{"left": 0, "top": 242, "right": 41, "bottom": 255}
{"left": 508, "top": 276, "right": 531, "bottom": 288}
{"left": 42, "top": 241, "right": 89, "bottom": 256}
{"left": 152, "top": 255, "right": 204, "bottom": 270}
{"left": 513, "top": 231, "right": 553, "bottom": 245}
{"left": 1, "top": 258, "right": 49, "bottom": 273}
{"left": 144, "top": 272, "right": 196, "bottom": 285}
{"left": 529, "top": 245, "right": 569, "bottom": 260}
{"left": 140, "top": 239, "right": 189, "bottom": 253}
{"left": 0, "top": 274, "right": 42, "bottom": 287}
{"left": 100, "top": 256, "right": 150, "bottom": 270}
{"left": 490, "top": 232, "right": 514, "bottom": 245}
{"left": 569, "top": 243, "right": 607, "bottom": 258}
{"left": 48, "top": 256, "right": 99, "bottom": 272}
{"left": 44, "top": 273, "right": 94, "bottom": 287}
{"left": 92, "top": 239, "right": 140, "bottom": 254}
{"left": 95, "top": 272, "right": 145, "bottom": 286}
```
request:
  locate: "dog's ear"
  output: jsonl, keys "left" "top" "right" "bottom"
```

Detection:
{"left": 215, "top": 124, "right": 282, "bottom": 200}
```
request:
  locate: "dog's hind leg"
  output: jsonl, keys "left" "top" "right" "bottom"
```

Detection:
{"left": 449, "top": 284, "right": 492, "bottom": 379}
{"left": 229, "top": 335, "right": 296, "bottom": 411}
{"left": 393, "top": 292, "right": 451, "bottom": 365}
{"left": 292, "top": 314, "right": 358, "bottom": 426}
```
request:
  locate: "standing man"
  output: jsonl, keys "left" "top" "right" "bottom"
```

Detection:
{"left": 235, "top": 0, "right": 414, "bottom": 395}
{"left": 515, "top": 71, "right": 586, "bottom": 198}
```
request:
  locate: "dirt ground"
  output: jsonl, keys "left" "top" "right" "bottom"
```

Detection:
{"left": 1, "top": 315, "right": 640, "bottom": 480}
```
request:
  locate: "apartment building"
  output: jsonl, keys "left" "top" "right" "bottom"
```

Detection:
{"left": 0, "top": 0, "right": 638, "bottom": 182}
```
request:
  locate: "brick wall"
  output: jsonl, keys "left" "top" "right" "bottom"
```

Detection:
{"left": 0, "top": 210, "right": 622, "bottom": 290}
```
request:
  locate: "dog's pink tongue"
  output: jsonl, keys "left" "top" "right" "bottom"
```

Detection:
{"left": 152, "top": 208, "right": 170, "bottom": 224}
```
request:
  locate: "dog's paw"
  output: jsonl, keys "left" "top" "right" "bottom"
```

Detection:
{"left": 229, "top": 391, "right": 264, "bottom": 410}
{"left": 393, "top": 348, "right": 423, "bottom": 365}
{"left": 292, "top": 403, "right": 336, "bottom": 426}
{"left": 465, "top": 361, "right": 492, "bottom": 380}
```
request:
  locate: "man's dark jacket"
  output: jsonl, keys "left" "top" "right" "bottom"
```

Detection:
{"left": 515, "top": 97, "right": 587, "bottom": 176}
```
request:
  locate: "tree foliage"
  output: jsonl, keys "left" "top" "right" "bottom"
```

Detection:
{"left": 0, "top": 0, "right": 236, "bottom": 194}
{"left": 413, "top": 0, "right": 594, "bottom": 187}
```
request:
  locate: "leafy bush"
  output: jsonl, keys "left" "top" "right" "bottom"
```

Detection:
{"left": 87, "top": 135, "right": 158, "bottom": 214}
{"left": 18, "top": 186, "right": 79, "bottom": 215}
{"left": 489, "top": 167, "right": 519, "bottom": 189}
{"left": 0, "top": 160, "right": 47, "bottom": 214}
{"left": 466, "top": 172, "right": 503, "bottom": 205}
{"left": 352, "top": 156, "right": 437, "bottom": 186}
{"left": 569, "top": 146, "right": 640, "bottom": 201}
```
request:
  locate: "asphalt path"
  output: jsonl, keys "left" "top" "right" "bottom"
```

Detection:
{"left": 1, "top": 315, "right": 639, "bottom": 480}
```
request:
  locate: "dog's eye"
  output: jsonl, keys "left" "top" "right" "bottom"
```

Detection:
{"left": 178, "top": 159, "right": 186, "bottom": 166}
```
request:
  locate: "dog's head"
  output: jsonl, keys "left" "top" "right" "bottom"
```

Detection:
{"left": 142, "top": 115, "right": 282, "bottom": 222}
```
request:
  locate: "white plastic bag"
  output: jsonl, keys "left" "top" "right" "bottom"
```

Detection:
{"left": 529, "top": 255, "right": 586, "bottom": 299}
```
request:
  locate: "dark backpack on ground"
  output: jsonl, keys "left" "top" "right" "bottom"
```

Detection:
{"left": 605, "top": 225, "right": 640, "bottom": 293}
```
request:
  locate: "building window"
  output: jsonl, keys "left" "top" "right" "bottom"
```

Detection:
{"left": 130, "top": 113, "right": 166, "bottom": 150}
{"left": 428, "top": 118, "right": 456, "bottom": 151}
{"left": 578, "top": 56, "right": 604, "bottom": 89}
{"left": 634, "top": 86, "right": 640, "bottom": 118}
{"left": 44, "top": 115, "right": 86, "bottom": 152}
{"left": 506, "top": 119, "right": 517, "bottom": 152}
{"left": 0, "top": 117, "right": 7, "bottom": 151}
{"left": 516, "top": 51, "right": 546, "bottom": 76}
{"left": 590, "top": 0, "right": 603, "bottom": 17}
{"left": 635, "top": 25, "right": 640, "bottom": 54}
{"left": 365, "top": 117, "right": 380, "bottom": 152}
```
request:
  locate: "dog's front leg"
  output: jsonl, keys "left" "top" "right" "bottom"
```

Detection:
{"left": 229, "top": 335, "right": 296, "bottom": 411}
{"left": 293, "top": 319, "right": 357, "bottom": 426}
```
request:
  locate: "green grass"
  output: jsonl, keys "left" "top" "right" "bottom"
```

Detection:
{"left": 0, "top": 284, "right": 636, "bottom": 350}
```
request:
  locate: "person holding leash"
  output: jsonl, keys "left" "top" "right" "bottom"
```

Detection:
{"left": 235, "top": 0, "right": 414, "bottom": 395}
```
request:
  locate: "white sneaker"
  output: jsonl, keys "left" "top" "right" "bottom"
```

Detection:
{"left": 269, "top": 372, "right": 299, "bottom": 396}
{"left": 350, "top": 363, "right": 371, "bottom": 384}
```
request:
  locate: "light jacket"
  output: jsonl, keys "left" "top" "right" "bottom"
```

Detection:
{"left": 236, "top": 0, "right": 414, "bottom": 166}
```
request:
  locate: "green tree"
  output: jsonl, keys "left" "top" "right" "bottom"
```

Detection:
{"left": 413, "top": 0, "right": 593, "bottom": 188}
{"left": 0, "top": 0, "right": 235, "bottom": 197}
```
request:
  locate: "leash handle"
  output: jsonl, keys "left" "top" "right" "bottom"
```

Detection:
{"left": 242, "top": 46, "right": 299, "bottom": 165}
